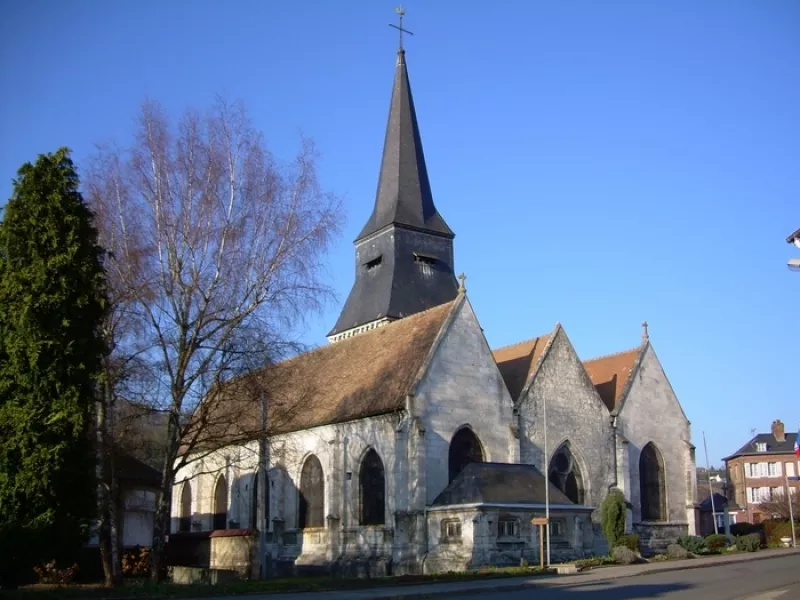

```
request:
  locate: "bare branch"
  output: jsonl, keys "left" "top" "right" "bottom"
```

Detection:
{"left": 84, "top": 97, "right": 343, "bottom": 580}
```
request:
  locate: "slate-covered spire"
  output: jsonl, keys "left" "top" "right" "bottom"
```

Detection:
{"left": 357, "top": 49, "right": 453, "bottom": 241}
{"left": 328, "top": 47, "right": 458, "bottom": 341}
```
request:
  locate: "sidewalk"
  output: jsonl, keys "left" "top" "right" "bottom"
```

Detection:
{"left": 225, "top": 547, "right": 800, "bottom": 600}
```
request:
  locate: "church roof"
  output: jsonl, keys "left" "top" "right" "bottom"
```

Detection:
{"left": 182, "top": 300, "right": 456, "bottom": 452}
{"left": 583, "top": 347, "right": 641, "bottom": 412}
{"left": 431, "top": 462, "right": 576, "bottom": 507}
{"left": 492, "top": 334, "right": 553, "bottom": 400}
{"left": 357, "top": 49, "right": 453, "bottom": 241}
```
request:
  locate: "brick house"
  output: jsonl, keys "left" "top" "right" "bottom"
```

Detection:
{"left": 723, "top": 420, "right": 799, "bottom": 524}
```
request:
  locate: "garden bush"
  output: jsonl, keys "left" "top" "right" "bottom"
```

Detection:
{"left": 704, "top": 533, "right": 730, "bottom": 553}
{"left": 730, "top": 522, "right": 760, "bottom": 537}
{"left": 33, "top": 560, "right": 79, "bottom": 585}
{"left": 612, "top": 546, "right": 637, "bottom": 565}
{"left": 762, "top": 520, "right": 796, "bottom": 546}
{"left": 600, "top": 489, "right": 626, "bottom": 550}
{"left": 618, "top": 533, "right": 640, "bottom": 553}
{"left": 735, "top": 533, "right": 761, "bottom": 552}
{"left": 666, "top": 544, "right": 689, "bottom": 560}
{"left": 677, "top": 535, "right": 707, "bottom": 555}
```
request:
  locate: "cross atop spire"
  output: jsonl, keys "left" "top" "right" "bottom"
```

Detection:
{"left": 642, "top": 321, "right": 649, "bottom": 344}
{"left": 389, "top": 5, "right": 414, "bottom": 50}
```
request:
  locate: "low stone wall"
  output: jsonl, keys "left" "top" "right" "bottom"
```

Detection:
{"left": 634, "top": 523, "right": 688, "bottom": 556}
{"left": 209, "top": 529, "right": 257, "bottom": 579}
{"left": 168, "top": 529, "right": 257, "bottom": 583}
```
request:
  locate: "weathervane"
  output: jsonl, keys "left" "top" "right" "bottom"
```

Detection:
{"left": 389, "top": 5, "right": 414, "bottom": 50}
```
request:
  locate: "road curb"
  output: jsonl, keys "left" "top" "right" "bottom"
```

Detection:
{"left": 373, "top": 549, "right": 800, "bottom": 600}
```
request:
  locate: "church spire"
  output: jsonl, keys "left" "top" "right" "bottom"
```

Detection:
{"left": 356, "top": 35, "right": 453, "bottom": 241}
{"left": 327, "top": 26, "right": 458, "bottom": 342}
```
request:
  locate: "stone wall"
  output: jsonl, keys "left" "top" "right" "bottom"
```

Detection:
{"left": 425, "top": 507, "right": 594, "bottom": 572}
{"left": 618, "top": 344, "right": 696, "bottom": 535}
{"left": 516, "top": 325, "right": 616, "bottom": 556}
{"left": 414, "top": 299, "right": 517, "bottom": 506}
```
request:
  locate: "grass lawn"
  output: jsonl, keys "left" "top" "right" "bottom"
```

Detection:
{"left": 7, "top": 566, "right": 555, "bottom": 599}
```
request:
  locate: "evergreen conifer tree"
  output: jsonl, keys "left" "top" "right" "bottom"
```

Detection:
{"left": 0, "top": 148, "right": 107, "bottom": 586}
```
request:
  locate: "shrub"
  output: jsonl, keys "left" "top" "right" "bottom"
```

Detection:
{"left": 730, "top": 522, "right": 759, "bottom": 537}
{"left": 612, "top": 546, "right": 637, "bottom": 565}
{"left": 600, "top": 489, "right": 626, "bottom": 550}
{"left": 649, "top": 553, "right": 669, "bottom": 562}
{"left": 666, "top": 544, "right": 689, "bottom": 560}
{"left": 704, "top": 533, "right": 730, "bottom": 553}
{"left": 762, "top": 520, "right": 796, "bottom": 546}
{"left": 574, "top": 556, "right": 615, "bottom": 570}
{"left": 33, "top": 560, "right": 79, "bottom": 585}
{"left": 677, "top": 535, "right": 707, "bottom": 555}
{"left": 618, "top": 533, "right": 640, "bottom": 553}
{"left": 735, "top": 533, "right": 761, "bottom": 552}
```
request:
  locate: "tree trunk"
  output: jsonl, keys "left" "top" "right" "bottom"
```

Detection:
{"left": 96, "top": 379, "right": 123, "bottom": 587}
{"left": 150, "top": 417, "right": 178, "bottom": 582}
{"left": 108, "top": 434, "right": 122, "bottom": 583}
{"left": 96, "top": 398, "right": 115, "bottom": 587}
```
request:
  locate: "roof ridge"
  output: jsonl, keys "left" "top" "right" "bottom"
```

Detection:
{"left": 492, "top": 333, "right": 550, "bottom": 355}
{"left": 583, "top": 345, "right": 640, "bottom": 364}
{"left": 266, "top": 300, "right": 457, "bottom": 369}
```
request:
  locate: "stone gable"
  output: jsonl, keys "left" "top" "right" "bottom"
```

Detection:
{"left": 617, "top": 343, "right": 695, "bottom": 531}
{"left": 516, "top": 324, "right": 616, "bottom": 511}
{"left": 413, "top": 297, "right": 516, "bottom": 505}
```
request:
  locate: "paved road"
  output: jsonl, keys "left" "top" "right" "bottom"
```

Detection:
{"left": 459, "top": 554, "right": 800, "bottom": 600}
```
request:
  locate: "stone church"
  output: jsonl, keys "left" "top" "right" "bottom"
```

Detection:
{"left": 170, "top": 45, "right": 697, "bottom": 577}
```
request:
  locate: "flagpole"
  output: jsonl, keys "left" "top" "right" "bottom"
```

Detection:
{"left": 703, "top": 432, "right": 718, "bottom": 534}
{"left": 787, "top": 472, "right": 797, "bottom": 549}
{"left": 544, "top": 395, "right": 550, "bottom": 567}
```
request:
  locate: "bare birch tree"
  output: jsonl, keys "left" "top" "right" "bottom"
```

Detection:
{"left": 85, "top": 97, "right": 342, "bottom": 580}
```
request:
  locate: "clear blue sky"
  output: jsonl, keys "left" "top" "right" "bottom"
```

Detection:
{"left": 1, "top": 1, "right": 798, "bottom": 466}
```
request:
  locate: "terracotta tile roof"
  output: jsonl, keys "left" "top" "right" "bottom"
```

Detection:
{"left": 182, "top": 300, "right": 456, "bottom": 453}
{"left": 492, "top": 334, "right": 552, "bottom": 400}
{"left": 582, "top": 348, "right": 640, "bottom": 412}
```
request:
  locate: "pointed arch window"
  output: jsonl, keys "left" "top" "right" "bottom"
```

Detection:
{"left": 360, "top": 449, "right": 386, "bottom": 525}
{"left": 299, "top": 455, "right": 324, "bottom": 528}
{"left": 548, "top": 442, "right": 585, "bottom": 505}
{"left": 640, "top": 442, "right": 666, "bottom": 521}
{"left": 213, "top": 475, "right": 228, "bottom": 530}
{"left": 179, "top": 481, "right": 192, "bottom": 532}
{"left": 448, "top": 427, "right": 484, "bottom": 483}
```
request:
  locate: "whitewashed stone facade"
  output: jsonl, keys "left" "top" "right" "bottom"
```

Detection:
{"left": 170, "top": 296, "right": 696, "bottom": 577}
